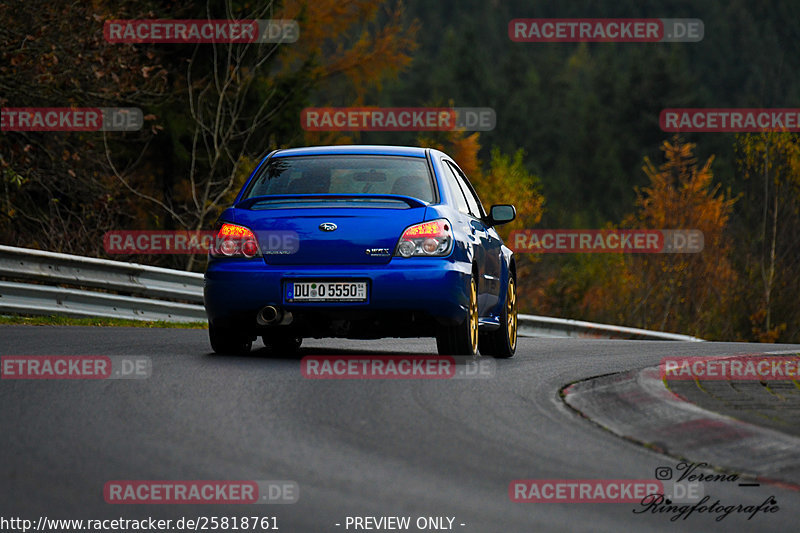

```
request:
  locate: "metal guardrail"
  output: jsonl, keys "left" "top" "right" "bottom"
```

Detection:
{"left": 0, "top": 244, "right": 704, "bottom": 339}
{"left": 518, "top": 314, "right": 704, "bottom": 342}
{"left": 0, "top": 245, "right": 205, "bottom": 322}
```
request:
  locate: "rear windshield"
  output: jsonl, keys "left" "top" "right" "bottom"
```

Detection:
{"left": 242, "top": 155, "right": 435, "bottom": 203}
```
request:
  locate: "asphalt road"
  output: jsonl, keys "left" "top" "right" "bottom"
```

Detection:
{"left": 2, "top": 325, "right": 799, "bottom": 532}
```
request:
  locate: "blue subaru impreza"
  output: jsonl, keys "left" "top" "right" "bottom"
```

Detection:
{"left": 203, "top": 145, "right": 517, "bottom": 356}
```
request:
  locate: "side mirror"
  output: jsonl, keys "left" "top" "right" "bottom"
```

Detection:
{"left": 487, "top": 204, "right": 516, "bottom": 226}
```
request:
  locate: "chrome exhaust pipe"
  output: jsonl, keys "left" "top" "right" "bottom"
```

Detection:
{"left": 257, "top": 305, "right": 282, "bottom": 325}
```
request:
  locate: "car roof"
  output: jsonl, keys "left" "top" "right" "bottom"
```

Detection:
{"left": 271, "top": 145, "right": 429, "bottom": 158}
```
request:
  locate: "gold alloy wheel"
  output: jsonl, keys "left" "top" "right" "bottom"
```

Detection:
{"left": 469, "top": 277, "right": 479, "bottom": 353}
{"left": 507, "top": 277, "right": 517, "bottom": 351}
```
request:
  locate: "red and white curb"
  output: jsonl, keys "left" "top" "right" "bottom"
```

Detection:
{"left": 562, "top": 353, "right": 800, "bottom": 489}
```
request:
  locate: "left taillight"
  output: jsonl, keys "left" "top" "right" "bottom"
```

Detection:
{"left": 210, "top": 223, "right": 260, "bottom": 258}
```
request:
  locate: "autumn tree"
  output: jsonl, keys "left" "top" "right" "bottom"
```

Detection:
{"left": 148, "top": 0, "right": 417, "bottom": 269}
{"left": 735, "top": 132, "right": 800, "bottom": 342}
{"left": 0, "top": 0, "right": 168, "bottom": 254}
{"left": 288, "top": 0, "right": 418, "bottom": 148}
{"left": 417, "top": 130, "right": 544, "bottom": 228}
{"left": 1, "top": 0, "right": 418, "bottom": 271}
{"left": 618, "top": 137, "right": 737, "bottom": 338}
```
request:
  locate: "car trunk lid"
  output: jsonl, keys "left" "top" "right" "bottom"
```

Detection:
{"left": 232, "top": 195, "right": 428, "bottom": 265}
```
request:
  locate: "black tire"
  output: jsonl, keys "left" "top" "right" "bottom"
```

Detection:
{"left": 436, "top": 275, "right": 479, "bottom": 356}
{"left": 209, "top": 324, "right": 252, "bottom": 355}
{"left": 261, "top": 333, "right": 303, "bottom": 354}
{"left": 479, "top": 275, "right": 517, "bottom": 358}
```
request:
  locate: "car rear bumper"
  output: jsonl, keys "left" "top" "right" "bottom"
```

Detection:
{"left": 203, "top": 257, "right": 471, "bottom": 335}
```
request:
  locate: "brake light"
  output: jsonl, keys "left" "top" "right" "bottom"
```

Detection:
{"left": 211, "top": 223, "right": 260, "bottom": 258}
{"left": 403, "top": 221, "right": 443, "bottom": 238}
{"left": 395, "top": 219, "right": 453, "bottom": 258}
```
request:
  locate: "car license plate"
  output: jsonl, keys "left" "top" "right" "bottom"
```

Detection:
{"left": 286, "top": 281, "right": 367, "bottom": 302}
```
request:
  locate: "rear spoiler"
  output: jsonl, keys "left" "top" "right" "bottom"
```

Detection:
{"left": 235, "top": 194, "right": 428, "bottom": 210}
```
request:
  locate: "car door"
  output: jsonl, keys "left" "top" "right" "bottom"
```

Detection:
{"left": 442, "top": 159, "right": 502, "bottom": 313}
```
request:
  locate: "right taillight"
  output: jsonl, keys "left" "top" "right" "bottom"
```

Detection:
{"left": 210, "top": 223, "right": 260, "bottom": 258}
{"left": 394, "top": 219, "right": 453, "bottom": 258}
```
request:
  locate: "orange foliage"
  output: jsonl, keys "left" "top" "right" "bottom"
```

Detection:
{"left": 417, "top": 130, "right": 544, "bottom": 235}
{"left": 736, "top": 131, "right": 800, "bottom": 341}
{"left": 616, "top": 137, "right": 737, "bottom": 337}
{"left": 280, "top": 0, "right": 418, "bottom": 146}
{"left": 279, "top": 0, "right": 417, "bottom": 100}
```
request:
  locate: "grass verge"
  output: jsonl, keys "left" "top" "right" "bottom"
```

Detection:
{"left": 0, "top": 314, "right": 207, "bottom": 329}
